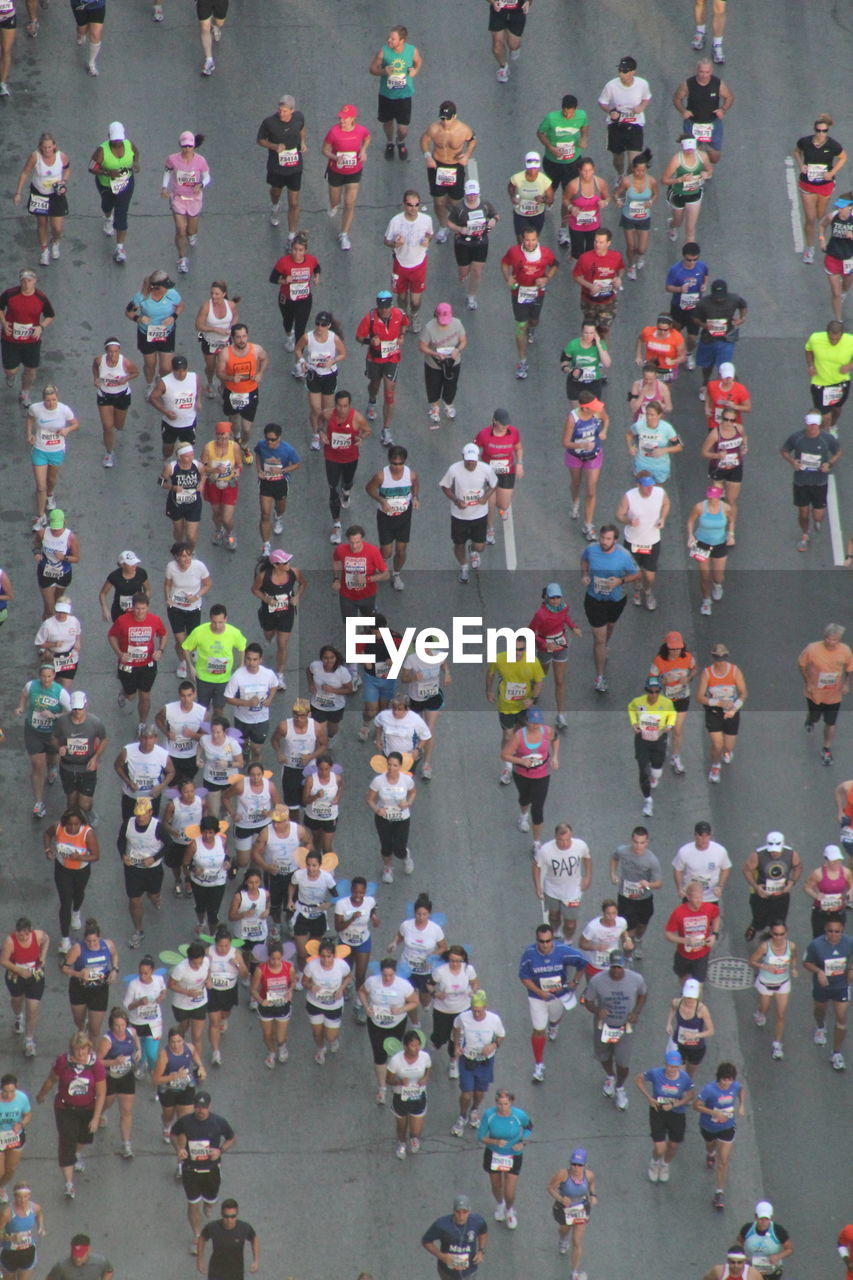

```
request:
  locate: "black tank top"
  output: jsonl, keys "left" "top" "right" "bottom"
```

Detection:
{"left": 260, "top": 566, "right": 296, "bottom": 610}
{"left": 171, "top": 463, "right": 202, "bottom": 494}
{"left": 686, "top": 75, "right": 721, "bottom": 123}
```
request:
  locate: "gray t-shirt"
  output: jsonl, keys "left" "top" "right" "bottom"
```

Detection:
{"left": 46, "top": 1254, "right": 113, "bottom": 1280}
{"left": 421, "top": 317, "right": 466, "bottom": 370}
{"left": 53, "top": 712, "right": 108, "bottom": 772}
{"left": 612, "top": 844, "right": 661, "bottom": 901}
{"left": 586, "top": 968, "right": 647, "bottom": 1025}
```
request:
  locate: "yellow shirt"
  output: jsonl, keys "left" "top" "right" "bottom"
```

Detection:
{"left": 510, "top": 170, "right": 552, "bottom": 216}
{"left": 489, "top": 653, "right": 545, "bottom": 715}
{"left": 627, "top": 694, "right": 677, "bottom": 738}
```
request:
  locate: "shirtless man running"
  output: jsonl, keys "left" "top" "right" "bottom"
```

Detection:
{"left": 420, "top": 101, "right": 478, "bottom": 243}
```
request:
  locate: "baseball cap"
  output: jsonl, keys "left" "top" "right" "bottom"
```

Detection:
{"left": 464, "top": 179, "right": 480, "bottom": 195}
{"left": 710, "top": 278, "right": 727, "bottom": 295}
{"left": 48, "top": 509, "right": 65, "bottom": 529}
{"left": 194, "top": 1091, "right": 212, "bottom": 1107}
{"left": 833, "top": 196, "right": 853, "bottom": 209}
{"left": 493, "top": 408, "right": 511, "bottom": 424}
{"left": 664, "top": 1049, "right": 683, "bottom": 1065}
{"left": 681, "top": 137, "right": 698, "bottom": 150}
{"left": 337, "top": 104, "right": 358, "bottom": 119}
{"left": 682, "top": 978, "right": 701, "bottom": 998}
{"left": 706, "top": 485, "right": 724, "bottom": 498}
{"left": 665, "top": 630, "right": 684, "bottom": 648}
{"left": 462, "top": 443, "right": 479, "bottom": 461}
{"left": 471, "top": 990, "right": 487, "bottom": 1007}
{"left": 718, "top": 362, "right": 735, "bottom": 378}
{"left": 54, "top": 599, "right": 71, "bottom": 613}
{"left": 269, "top": 549, "right": 293, "bottom": 564}
{"left": 823, "top": 844, "right": 844, "bottom": 862}
{"left": 71, "top": 1244, "right": 91, "bottom": 1259}
{"left": 765, "top": 831, "right": 784, "bottom": 851}
{"left": 19, "top": 269, "right": 37, "bottom": 280}
{"left": 453, "top": 1195, "right": 471, "bottom": 1211}
{"left": 644, "top": 676, "right": 662, "bottom": 691}
{"left": 545, "top": 583, "right": 563, "bottom": 598}
{"left": 439, "top": 100, "right": 456, "bottom": 119}
{"left": 526, "top": 707, "right": 544, "bottom": 723}
{"left": 171, "top": 355, "right": 188, "bottom": 371}
{"left": 710, "top": 642, "right": 729, "bottom": 657}
{"left": 108, "top": 121, "right": 125, "bottom": 141}
{"left": 70, "top": 691, "right": 87, "bottom": 709}
{"left": 755, "top": 1202, "right": 773, "bottom": 1219}
{"left": 215, "top": 421, "right": 231, "bottom": 434}
{"left": 435, "top": 302, "right": 453, "bottom": 322}
{"left": 278, "top": 95, "right": 295, "bottom": 107}
{"left": 179, "top": 131, "right": 196, "bottom": 147}
{"left": 118, "top": 550, "right": 141, "bottom": 566}
{"left": 570, "top": 1148, "right": 587, "bottom": 1165}
{"left": 618, "top": 56, "right": 637, "bottom": 71}
{"left": 315, "top": 311, "right": 333, "bottom": 327}
{"left": 376, "top": 290, "right": 393, "bottom": 305}
{"left": 636, "top": 470, "right": 655, "bottom": 486}
{"left": 608, "top": 949, "right": 625, "bottom": 966}
{"left": 524, "top": 150, "right": 541, "bottom": 167}
{"left": 804, "top": 412, "right": 822, "bottom": 425}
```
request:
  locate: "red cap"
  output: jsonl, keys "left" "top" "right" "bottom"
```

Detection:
{"left": 71, "top": 1246, "right": 90, "bottom": 1259}
{"left": 338, "top": 104, "right": 358, "bottom": 119}
{"left": 665, "top": 631, "right": 684, "bottom": 648}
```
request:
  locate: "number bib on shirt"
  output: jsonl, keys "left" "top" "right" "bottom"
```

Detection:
{"left": 692, "top": 123, "right": 713, "bottom": 142}
{"left": 229, "top": 392, "right": 250, "bottom": 410}
{"left": 435, "top": 166, "right": 457, "bottom": 187}
{"left": 28, "top": 192, "right": 51, "bottom": 215}
{"left": 490, "top": 1151, "right": 514, "bottom": 1172}
{"left": 109, "top": 174, "right": 130, "bottom": 194}
{"left": 278, "top": 148, "right": 299, "bottom": 167}
{"left": 146, "top": 324, "right": 169, "bottom": 344}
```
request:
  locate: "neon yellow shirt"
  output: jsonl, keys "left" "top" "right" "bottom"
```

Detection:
{"left": 183, "top": 622, "right": 247, "bottom": 683}
{"left": 488, "top": 653, "right": 545, "bottom": 715}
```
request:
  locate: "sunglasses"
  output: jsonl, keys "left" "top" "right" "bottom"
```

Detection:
{"left": 223, "top": 1213, "right": 238, "bottom": 1219}
{"left": 722, "top": 416, "right": 736, "bottom": 422}
{"left": 814, "top": 127, "right": 829, "bottom": 133}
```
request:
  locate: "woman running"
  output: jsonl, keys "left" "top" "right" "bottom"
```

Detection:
{"left": 475, "top": 409, "right": 522, "bottom": 540}
{"left": 562, "top": 392, "right": 609, "bottom": 541}
{"left": 387, "top": 894, "right": 447, "bottom": 1025}
{"left": 367, "top": 752, "right": 415, "bottom": 884}
{"left": 334, "top": 876, "right": 379, "bottom": 1001}
{"left": 196, "top": 717, "right": 243, "bottom": 816}
{"left": 302, "top": 755, "right": 343, "bottom": 855}
{"left": 164, "top": 542, "right": 211, "bottom": 672}
{"left": 547, "top": 1149, "right": 598, "bottom": 1271}
{"left": 0, "top": 1080, "right": 30, "bottom": 1203}
{"left": 0, "top": 918, "right": 48, "bottom": 1059}
{"left": 45, "top": 809, "right": 99, "bottom": 954}
{"left": 528, "top": 584, "right": 582, "bottom": 731}
{"left": 0, "top": 1183, "right": 44, "bottom": 1278}
{"left": 151, "top": 1026, "right": 205, "bottom": 1142}
{"left": 205, "top": 925, "right": 248, "bottom": 1066}
{"left": 306, "top": 646, "right": 353, "bottom": 744}
{"left": 649, "top": 631, "right": 697, "bottom": 775}
{"left": 294, "top": 312, "right": 347, "bottom": 450}
{"left": 398, "top": 650, "right": 450, "bottom": 779}
{"left": 125, "top": 953, "right": 166, "bottom": 1080}
{"left": 662, "top": 137, "right": 712, "bottom": 244}
{"left": 161, "top": 444, "right": 205, "bottom": 551}
{"left": 201, "top": 421, "right": 242, "bottom": 550}
{"left": 227, "top": 870, "right": 269, "bottom": 975}
{"left": 478, "top": 1088, "right": 533, "bottom": 1229}
{"left": 249, "top": 939, "right": 293, "bottom": 1069}
{"left": 429, "top": 945, "right": 478, "bottom": 1077}
{"left": 251, "top": 549, "right": 305, "bottom": 686}
{"left": 60, "top": 918, "right": 117, "bottom": 1041}
{"left": 700, "top": 409, "right": 747, "bottom": 534}
{"left": 288, "top": 849, "right": 338, "bottom": 981}
{"left": 34, "top": 597, "right": 80, "bottom": 687}
{"left": 161, "top": 132, "right": 210, "bottom": 275}
{"left": 614, "top": 149, "right": 657, "bottom": 279}
{"left": 817, "top": 193, "right": 853, "bottom": 323}
{"left": 561, "top": 158, "right": 609, "bottom": 260}
{"left": 419, "top": 302, "right": 466, "bottom": 425}
{"left": 695, "top": 642, "right": 747, "bottom": 783}
{"left": 794, "top": 115, "right": 846, "bottom": 264}
{"left": 627, "top": 361, "right": 672, "bottom": 421}
{"left": 35, "top": 1030, "right": 106, "bottom": 1200}
{"left": 223, "top": 764, "right": 279, "bottom": 870}
{"left": 302, "top": 936, "right": 351, "bottom": 1063}
{"left": 500, "top": 706, "right": 558, "bottom": 852}
{"left": 687, "top": 484, "right": 735, "bottom": 615}
{"left": 386, "top": 1029, "right": 431, "bottom": 1160}
{"left": 166, "top": 943, "right": 210, "bottom": 1053}
{"left": 97, "top": 1006, "right": 140, "bottom": 1158}
{"left": 194, "top": 282, "right": 239, "bottom": 399}
{"left": 162, "top": 776, "right": 202, "bottom": 895}
{"left": 358, "top": 957, "right": 417, "bottom": 1101}
{"left": 125, "top": 269, "right": 183, "bottom": 392}
{"left": 249, "top": 805, "right": 309, "bottom": 940}
{"left": 749, "top": 923, "right": 799, "bottom": 1060}
{"left": 694, "top": 1062, "right": 746, "bottom": 1211}
{"left": 26, "top": 387, "right": 78, "bottom": 532}
{"left": 802, "top": 845, "right": 852, "bottom": 937}
{"left": 272, "top": 700, "right": 326, "bottom": 817}
{"left": 664, "top": 977, "right": 715, "bottom": 1078}
{"left": 560, "top": 320, "right": 611, "bottom": 408}
{"left": 13, "top": 134, "right": 71, "bottom": 265}
{"left": 183, "top": 814, "right": 231, "bottom": 932}
{"left": 92, "top": 338, "right": 139, "bottom": 467}
{"left": 269, "top": 232, "right": 321, "bottom": 356}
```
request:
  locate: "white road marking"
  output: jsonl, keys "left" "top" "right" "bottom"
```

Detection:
{"left": 784, "top": 157, "right": 804, "bottom": 254}
{"left": 826, "top": 473, "right": 844, "bottom": 565}
{"left": 503, "top": 506, "right": 517, "bottom": 571}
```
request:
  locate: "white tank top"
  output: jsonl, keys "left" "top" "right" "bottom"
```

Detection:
{"left": 624, "top": 485, "right": 665, "bottom": 548}
{"left": 305, "top": 772, "right": 339, "bottom": 821}
{"left": 305, "top": 330, "right": 337, "bottom": 375}
{"left": 203, "top": 299, "right": 233, "bottom": 350}
{"left": 262, "top": 824, "right": 301, "bottom": 875}
{"left": 170, "top": 796, "right": 203, "bottom": 843}
{"left": 236, "top": 890, "right": 269, "bottom": 942}
{"left": 124, "top": 817, "right": 164, "bottom": 866}
{"left": 280, "top": 719, "right": 316, "bottom": 769}
{"left": 97, "top": 353, "right": 131, "bottom": 396}
{"left": 41, "top": 527, "right": 71, "bottom": 569}
{"left": 190, "top": 835, "right": 228, "bottom": 885}
{"left": 235, "top": 778, "right": 272, "bottom": 829}
{"left": 160, "top": 372, "right": 198, "bottom": 429}
{"left": 32, "top": 150, "right": 64, "bottom": 195}
{"left": 208, "top": 946, "right": 241, "bottom": 988}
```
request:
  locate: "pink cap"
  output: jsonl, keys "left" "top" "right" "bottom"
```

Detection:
{"left": 706, "top": 485, "right": 724, "bottom": 498}
{"left": 435, "top": 302, "right": 453, "bottom": 322}
{"left": 269, "top": 549, "right": 293, "bottom": 564}
{"left": 338, "top": 104, "right": 358, "bottom": 119}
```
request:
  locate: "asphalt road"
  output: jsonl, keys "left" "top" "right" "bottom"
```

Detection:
{"left": 0, "top": 0, "right": 850, "bottom": 1275}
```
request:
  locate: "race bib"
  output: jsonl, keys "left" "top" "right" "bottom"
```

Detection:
{"left": 54, "top": 652, "right": 77, "bottom": 672}
{"left": 557, "top": 141, "right": 577, "bottom": 160}
{"left": 490, "top": 1151, "right": 514, "bottom": 1172}
{"left": 109, "top": 174, "right": 130, "bottom": 194}
{"left": 820, "top": 894, "right": 844, "bottom": 912}
{"left": 681, "top": 174, "right": 702, "bottom": 193}
{"left": 517, "top": 199, "right": 540, "bottom": 216}
{"left": 516, "top": 285, "right": 539, "bottom": 304}
{"left": 592, "top": 575, "right": 613, "bottom": 596}
{"left": 386, "top": 73, "right": 407, "bottom": 89}
{"left": 818, "top": 672, "right": 839, "bottom": 688}
{"left": 680, "top": 291, "right": 699, "bottom": 309}
{"left": 371, "top": 1005, "right": 397, "bottom": 1026}
{"left": 764, "top": 879, "right": 787, "bottom": 895}
{"left": 574, "top": 209, "right": 596, "bottom": 226}
{"left": 504, "top": 681, "right": 527, "bottom": 702}
{"left": 311, "top": 800, "right": 333, "bottom": 820}
{"left": 28, "top": 192, "right": 51, "bottom": 215}
{"left": 415, "top": 679, "right": 439, "bottom": 700}
{"left": 146, "top": 324, "right": 169, "bottom": 343}
{"left": 563, "top": 1202, "right": 588, "bottom": 1223}
{"left": 435, "top": 166, "right": 457, "bottom": 187}
{"left": 799, "top": 452, "right": 822, "bottom": 470}
{"left": 211, "top": 972, "right": 235, "bottom": 989}
{"left": 278, "top": 148, "right": 299, "bottom": 167}
{"left": 705, "top": 318, "right": 728, "bottom": 336}
{"left": 67, "top": 736, "right": 88, "bottom": 757}
{"left": 312, "top": 985, "right": 338, "bottom": 1005}
{"left": 12, "top": 323, "right": 35, "bottom": 341}
{"left": 822, "top": 384, "right": 844, "bottom": 406}
{"left": 127, "top": 643, "right": 148, "bottom": 662}
{"left": 290, "top": 282, "right": 310, "bottom": 301}
{"left": 336, "top": 151, "right": 357, "bottom": 170}
{"left": 400, "top": 1083, "right": 423, "bottom": 1101}
{"left": 31, "top": 710, "right": 54, "bottom": 730}
{"left": 539, "top": 975, "right": 561, "bottom": 994}
{"left": 631, "top": 544, "right": 652, "bottom": 555}
{"left": 841, "top": 258, "right": 853, "bottom": 276}
{"left": 622, "top": 879, "right": 645, "bottom": 899}
{"left": 188, "top": 1140, "right": 210, "bottom": 1161}
{"left": 330, "top": 432, "right": 353, "bottom": 450}
{"left": 447, "top": 1249, "right": 470, "bottom": 1271}
{"left": 600, "top": 1023, "right": 624, "bottom": 1043}
{"left": 806, "top": 164, "right": 828, "bottom": 182}
{"left": 229, "top": 392, "right": 250, "bottom": 409}
{"left": 692, "top": 122, "right": 713, "bottom": 142}
{"left": 379, "top": 339, "right": 399, "bottom": 359}
{"left": 677, "top": 1026, "right": 700, "bottom": 1045}
{"left": 0, "top": 1130, "right": 20, "bottom": 1151}
{"left": 341, "top": 924, "right": 368, "bottom": 946}
{"left": 690, "top": 545, "right": 710, "bottom": 562}
{"left": 628, "top": 200, "right": 647, "bottom": 219}
{"left": 108, "top": 1058, "right": 132, "bottom": 1077}
{"left": 175, "top": 488, "right": 195, "bottom": 504}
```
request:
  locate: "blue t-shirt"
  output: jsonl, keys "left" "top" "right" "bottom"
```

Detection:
{"left": 422, "top": 1212, "right": 488, "bottom": 1278}
{"left": 630, "top": 418, "right": 680, "bottom": 482}
{"left": 518, "top": 940, "right": 585, "bottom": 995}
{"left": 254, "top": 438, "right": 300, "bottom": 478}
{"left": 130, "top": 288, "right": 182, "bottom": 334}
{"left": 0, "top": 1089, "right": 30, "bottom": 1131}
{"left": 581, "top": 544, "right": 637, "bottom": 601}
{"left": 478, "top": 1105, "right": 532, "bottom": 1146}
{"left": 666, "top": 259, "right": 709, "bottom": 312}
{"left": 697, "top": 1079, "right": 742, "bottom": 1132}
{"left": 642, "top": 1066, "right": 693, "bottom": 1112}
{"left": 804, "top": 933, "right": 853, "bottom": 995}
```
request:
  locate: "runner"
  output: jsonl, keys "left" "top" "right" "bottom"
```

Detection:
{"left": 562, "top": 157, "right": 610, "bottom": 262}
{"left": 635, "top": 314, "right": 686, "bottom": 381}
{"left": 181, "top": 604, "right": 245, "bottom": 711}
{"left": 802, "top": 845, "right": 852, "bottom": 938}
{"left": 702, "top": 1250, "right": 763, "bottom": 1280}
{"left": 547, "top": 1150, "right": 598, "bottom": 1270}
{"left": 51, "top": 693, "right": 108, "bottom": 823}
{"left": 563, "top": 393, "right": 609, "bottom": 541}
{"left": 355, "top": 291, "right": 409, "bottom": 444}
{"left": 13, "top": 133, "right": 71, "bottom": 265}
{"left": 633, "top": 1050, "right": 695, "bottom": 1183}
{"left": 34, "top": 598, "right": 81, "bottom": 689}
{"left": 33, "top": 511, "right": 77, "bottom": 620}
{"left": 171, "top": 1093, "right": 236, "bottom": 1243}
{"left": 694, "top": 278, "right": 748, "bottom": 392}
{"left": 735, "top": 1204, "right": 794, "bottom": 1275}
{"left": 256, "top": 95, "right": 306, "bottom": 234}
{"left": 694, "top": 1063, "right": 746, "bottom": 1209}
{"left": 35, "top": 1030, "right": 106, "bottom": 1201}
{"left": 160, "top": 775, "right": 203, "bottom": 894}
{"left": 222, "top": 760, "right": 279, "bottom": 869}
{"left": 106, "top": 595, "right": 167, "bottom": 727}
{"left": 664, "top": 979, "right": 715, "bottom": 1079}
{"left": 779, "top": 412, "right": 841, "bottom": 551}
{"left": 92, "top": 338, "right": 139, "bottom": 467}
{"left": 386, "top": 1029, "right": 431, "bottom": 1160}
{"left": 609, "top": 826, "right": 662, "bottom": 957}
{"left": 96, "top": 1007, "right": 140, "bottom": 1158}
{"left": 579, "top": 525, "right": 640, "bottom": 691}
{"left": 691, "top": 0, "right": 730, "bottom": 63}
{"left": 419, "top": 302, "right": 465, "bottom": 423}
{"left": 194, "top": 281, "right": 239, "bottom": 399}
{"left": 583, "top": 950, "right": 647, "bottom": 1108}
{"left": 0, "top": 0, "right": 15, "bottom": 94}
{"left": 615, "top": 150, "right": 658, "bottom": 278}
{"left": 302, "top": 937, "right": 351, "bottom": 1064}
{"left": 331, "top": 524, "right": 389, "bottom": 623}
{"left": 26, "top": 386, "right": 77, "bottom": 531}
{"left": 500, "top": 227, "right": 558, "bottom": 378}
{"left": 508, "top": 152, "right": 553, "bottom": 242}
{"left": 664, "top": 880, "right": 721, "bottom": 982}
{"left": 194, "top": 0, "right": 228, "bottom": 76}
{"left": 205, "top": 925, "right": 249, "bottom": 1063}
{"left": 196, "top": 718, "right": 243, "bottom": 817}
{"left": 686, "top": 485, "right": 735, "bottom": 614}
{"left": 114, "top": 726, "right": 173, "bottom": 823}
{"left": 249, "top": 938, "right": 293, "bottom": 1067}
{"left": 197, "top": 1200, "right": 258, "bottom": 1278}
{"left": 367, "top": 752, "right": 415, "bottom": 882}
{"left": 118, "top": 797, "right": 167, "bottom": 948}
{"left": 615, "top": 472, "right": 670, "bottom": 612}
{"left": 397, "top": 648, "right": 449, "bottom": 780}
{"left": 446, "top": 180, "right": 499, "bottom": 310}
{"left": 486, "top": 633, "right": 544, "bottom": 781}
{"left": 501, "top": 707, "right": 558, "bottom": 851}
{"left": 369, "top": 26, "right": 421, "bottom": 159}
{"left": 288, "top": 849, "right": 338, "bottom": 980}
{"left": 0, "top": 917, "right": 48, "bottom": 1057}
{"left": 163, "top": 542, "right": 211, "bottom": 672}
{"left": 478, "top": 1088, "right": 532, "bottom": 1229}
{"left": 572, "top": 229, "right": 626, "bottom": 339}
{"left": 151, "top": 1027, "right": 205, "bottom": 1145}
{"left": 749, "top": 922, "right": 799, "bottom": 1061}
{"left": 60, "top": 920, "right": 117, "bottom": 1041}
{"left": 125, "top": 268, "right": 182, "bottom": 393}
{"left": 672, "top": 60, "right": 734, "bottom": 165}
{"left": 598, "top": 56, "right": 652, "bottom": 176}
{"left": 270, "top": 234, "right": 320, "bottom": 356}
{"left": 537, "top": 95, "right": 589, "bottom": 216}
{"left": 387, "top": 895, "right": 446, "bottom": 1022}
{"left": 88, "top": 122, "right": 140, "bottom": 265}
{"left": 295, "top": 312, "right": 347, "bottom": 449}
{"left": 626, "top": 400, "right": 683, "bottom": 487}
{"left": 450, "top": 993, "right": 506, "bottom": 1139}
{"left": 475, "top": 409, "right": 522, "bottom": 543}
{"left": 0, "top": 268, "right": 55, "bottom": 407}
{"left": 385, "top": 191, "right": 433, "bottom": 330}
{"left": 819, "top": 191, "right": 853, "bottom": 321}
{"left": 421, "top": 1197, "right": 488, "bottom": 1280}
{"left": 253, "top": 424, "right": 300, "bottom": 554}
{"left": 15, "top": 663, "right": 70, "bottom": 817}
{"left": 665, "top": 241, "right": 708, "bottom": 365}
{"left": 223, "top": 643, "right": 280, "bottom": 764}
{"left": 321, "top": 104, "right": 371, "bottom": 251}
{"left": 420, "top": 101, "right": 477, "bottom": 240}
{"left": 805, "top": 320, "right": 853, "bottom": 432}
{"left": 439, "top": 444, "right": 497, "bottom": 583}
{"left": 517, "top": 922, "right": 584, "bottom": 1083}
{"left": 375, "top": 695, "right": 431, "bottom": 769}
{"left": 320, "top": 389, "right": 370, "bottom": 542}
{"left": 700, "top": 405, "right": 748, "bottom": 534}
{"left": 794, "top": 117, "right": 846, "bottom": 264}
{"left": 696, "top": 643, "right": 747, "bottom": 781}
{"left": 578, "top": 901, "right": 633, "bottom": 978}
{"left": 627, "top": 677, "right": 677, "bottom": 817}
{"left": 161, "top": 133, "right": 210, "bottom": 274}
{"left": 661, "top": 137, "right": 713, "bottom": 244}
{"left": 797, "top": 623, "right": 853, "bottom": 764}
{"left": 365, "top": 445, "right": 419, "bottom": 592}
{"left": 215, "top": 323, "right": 269, "bottom": 463}
{"left": 673, "top": 820, "right": 731, "bottom": 902}
{"left": 649, "top": 632, "right": 696, "bottom": 773}
{"left": 160, "top": 444, "right": 205, "bottom": 550}
{"left": 532, "top": 823, "right": 591, "bottom": 942}
{"left": 560, "top": 319, "right": 611, "bottom": 406}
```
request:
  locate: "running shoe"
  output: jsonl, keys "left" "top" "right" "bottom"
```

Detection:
{"left": 594, "top": 675, "right": 608, "bottom": 693}
{"left": 114, "top": 246, "right": 127, "bottom": 264}
{"left": 457, "top": 565, "right": 469, "bottom": 583}
{"left": 421, "top": 762, "right": 433, "bottom": 779}
{"left": 273, "top": 515, "right": 284, "bottom": 534}
{"left": 532, "top": 1062, "right": 545, "bottom": 1083}
{"left": 556, "top": 713, "right": 568, "bottom": 730}
{"left": 448, "top": 1058, "right": 459, "bottom": 1079}
{"left": 771, "top": 1041, "right": 784, "bottom": 1060}
{"left": 712, "top": 1190, "right": 725, "bottom": 1210}
{"left": 656, "top": 1159, "right": 669, "bottom": 1180}
{"left": 385, "top": 143, "right": 395, "bottom": 160}
{"left": 468, "top": 1109, "right": 480, "bottom": 1128}
{"left": 264, "top": 1053, "right": 275, "bottom": 1069}
{"left": 470, "top": 550, "right": 481, "bottom": 569}
{"left": 802, "top": 247, "right": 815, "bottom": 265}
{"left": 496, "top": 64, "right": 509, "bottom": 82}
{"left": 466, "top": 295, "right": 478, "bottom": 309}
{"left": 211, "top": 1049, "right": 222, "bottom": 1066}
{"left": 708, "top": 764, "right": 721, "bottom": 783}
{"left": 500, "top": 764, "right": 512, "bottom": 786}
{"left": 330, "top": 522, "right": 342, "bottom": 544}
{"left": 380, "top": 427, "right": 393, "bottom": 446}
{"left": 121, "top": 1141, "right": 134, "bottom": 1159}
{"left": 831, "top": 1051, "right": 845, "bottom": 1071}
{"left": 395, "top": 1142, "right": 407, "bottom": 1159}
{"left": 102, "top": 451, "right": 115, "bottom": 467}
{"left": 712, "top": 44, "right": 725, "bottom": 63}
{"left": 752, "top": 1009, "right": 766, "bottom": 1027}
{"left": 711, "top": 582, "right": 723, "bottom": 601}
{"left": 515, "top": 360, "right": 528, "bottom": 379}
{"left": 494, "top": 1202, "right": 506, "bottom": 1222}
{"left": 177, "top": 257, "right": 189, "bottom": 274}
{"left": 39, "top": 247, "right": 50, "bottom": 266}
{"left": 485, "top": 529, "right": 496, "bottom": 545}
{"left": 277, "top": 1045, "right": 289, "bottom": 1063}
{"left": 201, "top": 57, "right": 215, "bottom": 75}
{"left": 648, "top": 1158, "right": 660, "bottom": 1182}
{"left": 366, "top": 401, "right": 377, "bottom": 420}
{"left": 445, "top": 404, "right": 456, "bottom": 418}
{"left": 722, "top": 750, "right": 734, "bottom": 764}
{"left": 23, "top": 1038, "right": 36, "bottom": 1058}
{"left": 211, "top": 21, "right": 221, "bottom": 39}
{"left": 339, "top": 232, "right": 351, "bottom": 251}
{"left": 403, "top": 853, "right": 414, "bottom": 874}
{"left": 450, "top": 1117, "right": 465, "bottom": 1138}
{"left": 517, "top": 812, "right": 530, "bottom": 832}
{"left": 691, "top": 30, "right": 705, "bottom": 48}
{"left": 13, "top": 1014, "right": 24, "bottom": 1035}
{"left": 547, "top": 1022, "right": 559, "bottom": 1042}
{"left": 397, "top": 143, "right": 408, "bottom": 160}
{"left": 821, "top": 748, "right": 833, "bottom": 766}
{"left": 700, "top": 598, "right": 712, "bottom": 615}
{"left": 392, "top": 572, "right": 404, "bottom": 591}
{"left": 813, "top": 1026, "right": 827, "bottom": 1045}
{"left": 381, "top": 866, "right": 394, "bottom": 884}
{"left": 558, "top": 226, "right": 570, "bottom": 247}
{"left": 269, "top": 205, "right": 281, "bottom": 227}
{"left": 434, "top": 227, "right": 448, "bottom": 244}
{"left": 32, "top": 801, "right": 47, "bottom": 818}
{"left": 506, "top": 1208, "right": 518, "bottom": 1229}
{"left": 642, "top": 797, "right": 653, "bottom": 817}
{"left": 602, "top": 1075, "right": 615, "bottom": 1097}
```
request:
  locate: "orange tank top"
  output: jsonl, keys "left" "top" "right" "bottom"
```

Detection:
{"left": 704, "top": 662, "right": 738, "bottom": 705}
{"left": 221, "top": 343, "right": 258, "bottom": 392}
{"left": 54, "top": 822, "right": 92, "bottom": 870}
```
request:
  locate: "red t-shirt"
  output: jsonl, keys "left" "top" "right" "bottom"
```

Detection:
{"left": 324, "top": 123, "right": 370, "bottom": 176}
{"left": 527, "top": 602, "right": 577, "bottom": 654}
{"left": 0, "top": 287, "right": 55, "bottom": 342}
{"left": 107, "top": 612, "right": 167, "bottom": 666}
{"left": 666, "top": 901, "right": 720, "bottom": 959}
{"left": 573, "top": 249, "right": 625, "bottom": 303}
{"left": 500, "top": 244, "right": 557, "bottom": 294}
{"left": 323, "top": 408, "right": 361, "bottom": 464}
{"left": 272, "top": 253, "right": 320, "bottom": 305}
{"left": 333, "top": 543, "right": 387, "bottom": 601}
{"left": 705, "top": 379, "right": 750, "bottom": 427}
{"left": 52, "top": 1053, "right": 106, "bottom": 1109}
{"left": 355, "top": 308, "right": 409, "bottom": 364}
{"left": 474, "top": 425, "right": 520, "bottom": 476}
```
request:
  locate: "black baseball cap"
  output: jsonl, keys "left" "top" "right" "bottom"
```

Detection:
{"left": 439, "top": 100, "right": 456, "bottom": 119}
{"left": 618, "top": 56, "right": 637, "bottom": 71}
{"left": 172, "top": 355, "right": 188, "bottom": 370}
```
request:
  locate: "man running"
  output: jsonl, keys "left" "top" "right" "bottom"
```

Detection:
{"left": 805, "top": 320, "right": 853, "bottom": 433}
{"left": 780, "top": 411, "right": 842, "bottom": 552}
{"left": 518, "top": 923, "right": 584, "bottom": 1083}
{"left": 439, "top": 444, "right": 497, "bottom": 583}
{"left": 355, "top": 291, "right": 409, "bottom": 446}
{"left": 365, "top": 444, "right": 419, "bottom": 592}
{"left": 500, "top": 227, "right": 558, "bottom": 379}
{"left": 1, "top": 268, "right": 55, "bottom": 408}
{"left": 798, "top": 623, "right": 853, "bottom": 765}
{"left": 215, "top": 323, "right": 269, "bottom": 464}
{"left": 579, "top": 525, "right": 639, "bottom": 692}
{"left": 583, "top": 950, "right": 647, "bottom": 1109}
{"left": 384, "top": 191, "right": 433, "bottom": 331}
{"left": 627, "top": 676, "right": 676, "bottom": 817}
{"left": 420, "top": 102, "right": 477, "bottom": 241}
{"left": 256, "top": 95, "right": 306, "bottom": 235}
{"left": 609, "top": 827, "right": 662, "bottom": 958}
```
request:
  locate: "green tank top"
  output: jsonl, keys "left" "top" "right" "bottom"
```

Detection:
{"left": 380, "top": 43, "right": 415, "bottom": 99}
{"left": 97, "top": 139, "right": 134, "bottom": 188}
{"left": 671, "top": 156, "right": 704, "bottom": 199}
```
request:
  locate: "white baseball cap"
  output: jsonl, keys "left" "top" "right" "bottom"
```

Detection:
{"left": 718, "top": 362, "right": 735, "bottom": 378}
{"left": 765, "top": 831, "right": 784, "bottom": 851}
{"left": 118, "top": 550, "right": 141, "bottom": 566}
{"left": 462, "top": 444, "right": 479, "bottom": 461}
